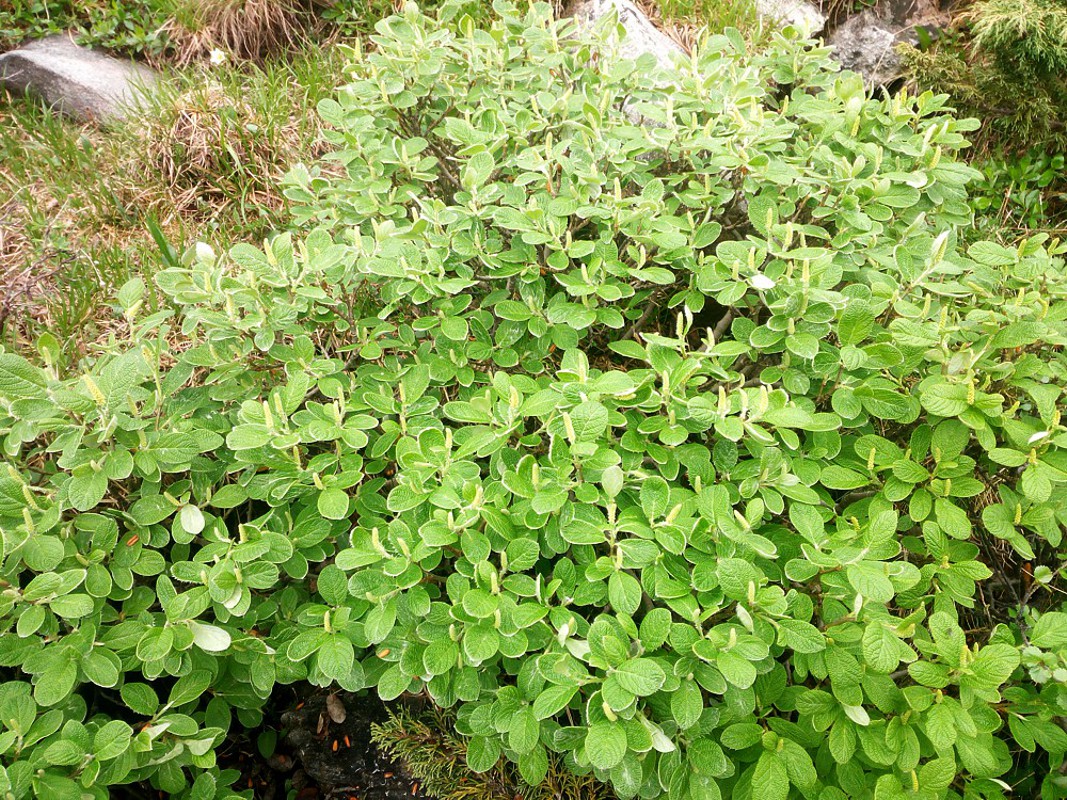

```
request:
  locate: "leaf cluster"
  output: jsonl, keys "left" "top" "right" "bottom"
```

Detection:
{"left": 0, "top": 3, "right": 1066, "bottom": 800}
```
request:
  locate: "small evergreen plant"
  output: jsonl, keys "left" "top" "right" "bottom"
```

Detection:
{"left": 902, "top": 0, "right": 1067, "bottom": 154}
{"left": 370, "top": 704, "right": 614, "bottom": 800}
{"left": 0, "top": 3, "right": 1066, "bottom": 799}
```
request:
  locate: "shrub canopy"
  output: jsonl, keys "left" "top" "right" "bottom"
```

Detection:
{"left": 1, "top": 3, "right": 1066, "bottom": 800}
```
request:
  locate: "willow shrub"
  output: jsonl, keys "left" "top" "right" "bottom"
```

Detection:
{"left": 1, "top": 2, "right": 1066, "bottom": 799}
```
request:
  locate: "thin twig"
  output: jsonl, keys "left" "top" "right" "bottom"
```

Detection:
{"left": 712, "top": 309, "right": 734, "bottom": 341}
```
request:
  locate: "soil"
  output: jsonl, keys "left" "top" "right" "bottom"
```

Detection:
{"left": 279, "top": 691, "right": 431, "bottom": 800}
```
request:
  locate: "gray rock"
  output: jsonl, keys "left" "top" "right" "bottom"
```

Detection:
{"left": 564, "top": 0, "right": 687, "bottom": 124}
{"left": 754, "top": 0, "right": 826, "bottom": 36}
{"left": 828, "top": 0, "right": 947, "bottom": 88}
{"left": 829, "top": 11, "right": 902, "bottom": 88}
{"left": 0, "top": 34, "right": 157, "bottom": 123}
{"left": 565, "top": 0, "right": 686, "bottom": 72}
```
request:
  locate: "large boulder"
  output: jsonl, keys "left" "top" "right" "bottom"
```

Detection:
{"left": 829, "top": 11, "right": 902, "bottom": 87}
{"left": 563, "top": 0, "right": 687, "bottom": 124}
{"left": 829, "top": 0, "right": 947, "bottom": 88}
{"left": 565, "top": 0, "right": 686, "bottom": 71}
{"left": 0, "top": 34, "right": 157, "bottom": 123}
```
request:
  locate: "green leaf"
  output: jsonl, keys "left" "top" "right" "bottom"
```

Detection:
{"left": 920, "top": 383, "right": 969, "bottom": 417}
{"left": 639, "top": 608, "right": 672, "bottom": 651}
{"left": 508, "top": 707, "right": 540, "bottom": 754}
{"left": 82, "top": 649, "right": 121, "bottom": 687}
{"left": 377, "top": 665, "right": 411, "bottom": 702}
{"left": 846, "top": 563, "right": 895, "bottom": 603}
{"left": 466, "top": 736, "right": 501, "bottom": 773}
{"left": 611, "top": 753, "right": 644, "bottom": 798}
{"left": 786, "top": 333, "right": 819, "bottom": 359}
{"left": 969, "top": 644, "right": 1019, "bottom": 688}
{"left": 982, "top": 503, "right": 1035, "bottom": 558}
{"left": 34, "top": 659, "right": 76, "bottom": 706}
{"left": 857, "top": 387, "right": 911, "bottom": 420}
{"left": 935, "top": 498, "right": 972, "bottom": 539}
{"left": 968, "top": 241, "right": 1015, "bottom": 266}
{"left": 608, "top": 571, "right": 642, "bottom": 617}
{"left": 179, "top": 504, "right": 206, "bottom": 535}
{"left": 752, "top": 751, "right": 789, "bottom": 800}
{"left": 49, "top": 593, "right": 94, "bottom": 619}
{"left": 716, "top": 558, "right": 761, "bottom": 600}
{"left": 121, "top": 683, "right": 159, "bottom": 716}
{"left": 226, "top": 424, "right": 271, "bottom": 450}
{"left": 862, "top": 623, "right": 901, "bottom": 674}
{"left": 190, "top": 622, "right": 232, "bottom": 652}
{"left": 136, "top": 627, "right": 175, "bottom": 662}
{"left": 518, "top": 745, "right": 549, "bottom": 786}
{"left": 838, "top": 301, "right": 875, "bottom": 345}
{"left": 462, "top": 588, "right": 499, "bottom": 619}
{"left": 128, "top": 494, "right": 176, "bottom": 526}
{"left": 919, "top": 757, "right": 957, "bottom": 792}
{"left": 923, "top": 703, "right": 957, "bottom": 749}
{"left": 533, "top": 685, "right": 577, "bottom": 720}
{"left": 1032, "top": 612, "right": 1067, "bottom": 648}
{"left": 779, "top": 738, "right": 817, "bottom": 788}
{"left": 601, "top": 465, "right": 625, "bottom": 498}
{"left": 94, "top": 719, "right": 133, "bottom": 761}
{"left": 317, "top": 488, "right": 350, "bottom": 520}
{"left": 721, "top": 725, "right": 763, "bottom": 755}
{"left": 671, "top": 680, "right": 703, "bottom": 729}
{"left": 423, "top": 639, "right": 458, "bottom": 677}
{"left": 717, "top": 651, "right": 757, "bottom": 688}
{"left": 44, "top": 740, "right": 86, "bottom": 767}
{"left": 0, "top": 354, "right": 46, "bottom": 398}
{"left": 169, "top": 670, "right": 212, "bottom": 707}
{"left": 641, "top": 476, "right": 670, "bottom": 519}
{"left": 586, "top": 721, "right": 628, "bottom": 770}
{"left": 820, "top": 465, "right": 869, "bottom": 490}
{"left": 364, "top": 601, "right": 397, "bottom": 644}
{"left": 720, "top": 723, "right": 763, "bottom": 749}
{"left": 317, "top": 564, "right": 348, "bottom": 606}
{"left": 569, "top": 401, "right": 609, "bottom": 441}
{"left": 318, "top": 636, "right": 355, "bottom": 680}
{"left": 463, "top": 624, "right": 499, "bottom": 663}
{"left": 68, "top": 470, "right": 108, "bottom": 512}
{"left": 400, "top": 364, "right": 431, "bottom": 405}
{"left": 777, "top": 619, "right": 825, "bottom": 654}
{"left": 614, "top": 658, "right": 666, "bottom": 697}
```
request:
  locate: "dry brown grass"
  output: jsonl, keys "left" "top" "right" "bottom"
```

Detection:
{"left": 161, "top": 0, "right": 321, "bottom": 65}
{"left": 130, "top": 78, "right": 321, "bottom": 228}
{"left": 0, "top": 195, "right": 59, "bottom": 334}
{"left": 634, "top": 0, "right": 697, "bottom": 52}
{"left": 0, "top": 174, "right": 146, "bottom": 357}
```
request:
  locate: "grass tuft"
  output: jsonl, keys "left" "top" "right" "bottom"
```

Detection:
{"left": 648, "top": 0, "right": 770, "bottom": 50}
{"left": 160, "top": 0, "right": 321, "bottom": 64}
{"left": 0, "top": 43, "right": 344, "bottom": 362}
{"left": 140, "top": 82, "right": 298, "bottom": 220}
{"left": 129, "top": 48, "right": 341, "bottom": 231}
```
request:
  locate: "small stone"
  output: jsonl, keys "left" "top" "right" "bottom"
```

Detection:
{"left": 326, "top": 693, "right": 347, "bottom": 724}
{"left": 754, "top": 0, "right": 826, "bottom": 36}
{"left": 0, "top": 34, "right": 157, "bottom": 124}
